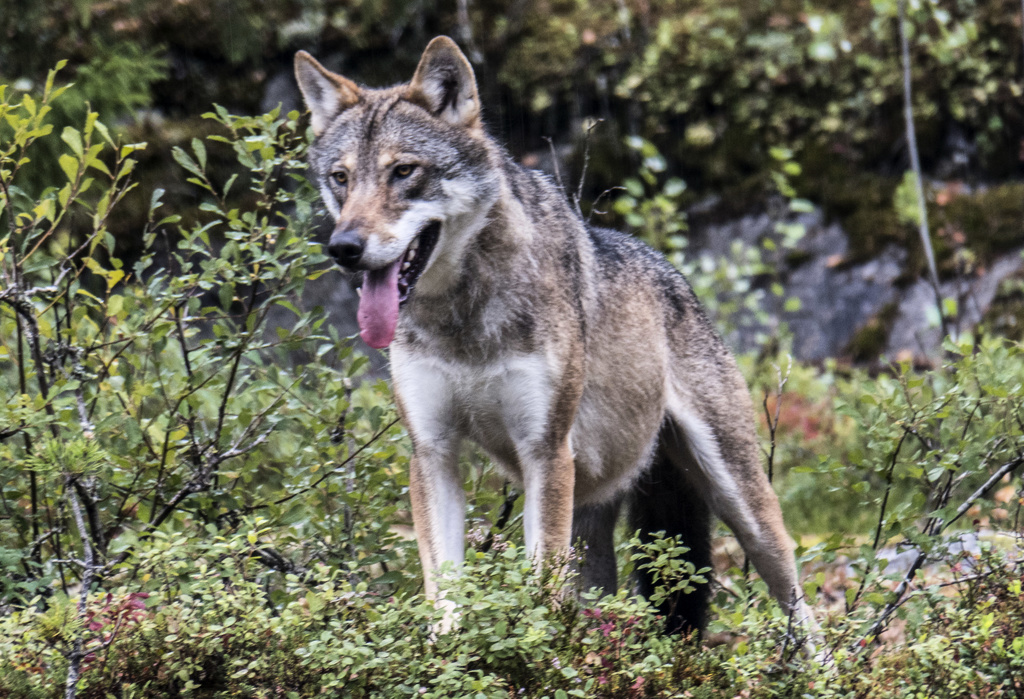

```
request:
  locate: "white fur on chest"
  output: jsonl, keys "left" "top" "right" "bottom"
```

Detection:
{"left": 391, "top": 347, "right": 556, "bottom": 472}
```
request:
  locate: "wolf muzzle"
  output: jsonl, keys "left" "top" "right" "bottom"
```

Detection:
{"left": 327, "top": 227, "right": 365, "bottom": 269}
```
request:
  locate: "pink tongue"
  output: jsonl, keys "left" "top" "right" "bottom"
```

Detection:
{"left": 357, "top": 260, "right": 402, "bottom": 349}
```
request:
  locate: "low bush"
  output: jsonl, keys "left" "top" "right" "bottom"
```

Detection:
{"left": 1, "top": 69, "right": 1021, "bottom": 699}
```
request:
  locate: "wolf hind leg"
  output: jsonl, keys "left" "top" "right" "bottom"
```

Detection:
{"left": 628, "top": 442, "right": 714, "bottom": 635}
{"left": 572, "top": 496, "right": 623, "bottom": 598}
{"left": 661, "top": 400, "right": 805, "bottom": 621}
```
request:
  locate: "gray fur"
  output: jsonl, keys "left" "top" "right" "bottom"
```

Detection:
{"left": 297, "top": 37, "right": 815, "bottom": 637}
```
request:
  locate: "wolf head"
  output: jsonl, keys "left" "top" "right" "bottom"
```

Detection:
{"left": 295, "top": 37, "right": 499, "bottom": 349}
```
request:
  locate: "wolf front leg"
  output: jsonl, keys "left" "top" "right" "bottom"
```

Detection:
{"left": 408, "top": 448, "right": 465, "bottom": 602}
{"left": 521, "top": 439, "right": 576, "bottom": 563}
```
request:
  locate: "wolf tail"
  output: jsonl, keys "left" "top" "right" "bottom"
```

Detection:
{"left": 627, "top": 441, "right": 713, "bottom": 635}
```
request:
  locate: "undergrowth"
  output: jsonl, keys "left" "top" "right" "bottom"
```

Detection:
{"left": 1, "top": 67, "right": 1022, "bottom": 699}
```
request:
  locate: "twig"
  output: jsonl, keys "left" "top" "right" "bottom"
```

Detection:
{"left": 857, "top": 452, "right": 1024, "bottom": 646}
{"left": 587, "top": 186, "right": 626, "bottom": 223}
{"left": 0, "top": 426, "right": 22, "bottom": 441}
{"left": 254, "top": 546, "right": 319, "bottom": 582}
{"left": 872, "top": 430, "right": 910, "bottom": 551}
{"left": 844, "top": 420, "right": 910, "bottom": 614}
{"left": 761, "top": 357, "right": 791, "bottom": 484}
{"left": 574, "top": 119, "right": 604, "bottom": 219}
{"left": 778, "top": 587, "right": 804, "bottom": 662}
{"left": 28, "top": 527, "right": 62, "bottom": 559}
{"left": 106, "top": 427, "right": 275, "bottom": 569}
{"left": 942, "top": 454, "right": 1024, "bottom": 531}
{"left": 64, "top": 478, "right": 100, "bottom": 699}
{"left": 897, "top": 0, "right": 948, "bottom": 339}
{"left": 922, "top": 434, "right": 1004, "bottom": 538}
{"left": 71, "top": 479, "right": 106, "bottom": 557}
{"left": 274, "top": 417, "right": 400, "bottom": 506}
{"left": 543, "top": 137, "right": 565, "bottom": 193}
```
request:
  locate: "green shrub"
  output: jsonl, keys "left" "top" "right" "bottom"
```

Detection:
{"left": 2, "top": 67, "right": 1023, "bottom": 699}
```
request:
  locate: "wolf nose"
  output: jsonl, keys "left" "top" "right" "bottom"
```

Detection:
{"left": 327, "top": 228, "right": 365, "bottom": 268}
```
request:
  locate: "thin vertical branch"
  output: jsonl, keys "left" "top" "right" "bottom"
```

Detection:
{"left": 897, "top": 0, "right": 949, "bottom": 339}
{"left": 574, "top": 119, "right": 603, "bottom": 219}
{"left": 761, "top": 358, "right": 791, "bottom": 484}
{"left": 65, "top": 478, "right": 99, "bottom": 699}
{"left": 15, "top": 313, "right": 42, "bottom": 565}
{"left": 456, "top": 0, "right": 483, "bottom": 64}
{"left": 847, "top": 429, "right": 910, "bottom": 614}
{"left": 543, "top": 136, "right": 566, "bottom": 193}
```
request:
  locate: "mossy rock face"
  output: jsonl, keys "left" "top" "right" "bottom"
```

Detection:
{"left": 799, "top": 142, "right": 1024, "bottom": 283}
{"left": 934, "top": 183, "right": 1024, "bottom": 263}
{"left": 983, "top": 270, "right": 1024, "bottom": 342}
{"left": 796, "top": 144, "right": 907, "bottom": 258}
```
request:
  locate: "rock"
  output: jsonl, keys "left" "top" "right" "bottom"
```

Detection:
{"left": 886, "top": 252, "right": 1024, "bottom": 360}
{"left": 692, "top": 201, "right": 1024, "bottom": 363}
{"left": 693, "top": 206, "right": 906, "bottom": 360}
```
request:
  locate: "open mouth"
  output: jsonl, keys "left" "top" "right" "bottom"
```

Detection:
{"left": 396, "top": 220, "right": 441, "bottom": 304}
{"left": 355, "top": 220, "right": 441, "bottom": 349}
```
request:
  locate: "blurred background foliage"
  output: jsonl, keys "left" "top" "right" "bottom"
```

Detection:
{"left": 3, "top": 0, "right": 1024, "bottom": 273}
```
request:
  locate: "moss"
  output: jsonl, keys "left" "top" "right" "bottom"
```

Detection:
{"left": 933, "top": 183, "right": 1024, "bottom": 263}
{"left": 981, "top": 271, "right": 1024, "bottom": 342}
{"left": 797, "top": 145, "right": 911, "bottom": 262}
{"left": 798, "top": 145, "right": 1024, "bottom": 285}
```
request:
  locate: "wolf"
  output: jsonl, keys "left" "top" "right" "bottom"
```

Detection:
{"left": 294, "top": 36, "right": 811, "bottom": 634}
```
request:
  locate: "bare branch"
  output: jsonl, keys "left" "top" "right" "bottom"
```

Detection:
{"left": 543, "top": 137, "right": 565, "bottom": 194}
{"left": 64, "top": 478, "right": 100, "bottom": 699}
{"left": 897, "top": 0, "right": 948, "bottom": 339}
{"left": 574, "top": 119, "right": 604, "bottom": 219}
{"left": 857, "top": 452, "right": 1024, "bottom": 647}
{"left": 28, "top": 527, "right": 62, "bottom": 559}
{"left": 587, "top": 186, "right": 626, "bottom": 223}
{"left": 943, "top": 454, "right": 1024, "bottom": 531}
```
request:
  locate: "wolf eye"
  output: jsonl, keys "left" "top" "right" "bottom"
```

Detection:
{"left": 331, "top": 171, "right": 348, "bottom": 186}
{"left": 393, "top": 164, "right": 416, "bottom": 179}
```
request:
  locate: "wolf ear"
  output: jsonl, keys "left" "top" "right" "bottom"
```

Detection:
{"left": 294, "top": 51, "right": 360, "bottom": 137}
{"left": 406, "top": 36, "right": 481, "bottom": 129}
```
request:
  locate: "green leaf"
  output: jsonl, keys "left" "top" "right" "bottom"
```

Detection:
{"left": 192, "top": 137, "right": 207, "bottom": 170}
{"left": 893, "top": 170, "right": 922, "bottom": 227}
{"left": 61, "top": 126, "right": 83, "bottom": 157}
{"left": 58, "top": 153, "right": 79, "bottom": 183}
{"left": 172, "top": 146, "right": 203, "bottom": 177}
{"left": 120, "top": 142, "right": 148, "bottom": 158}
{"left": 93, "top": 119, "right": 113, "bottom": 146}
